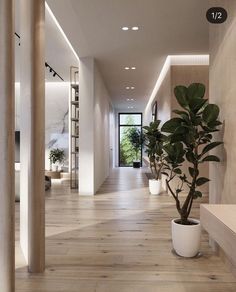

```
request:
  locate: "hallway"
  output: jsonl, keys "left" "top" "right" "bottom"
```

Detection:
{"left": 15, "top": 168, "right": 236, "bottom": 292}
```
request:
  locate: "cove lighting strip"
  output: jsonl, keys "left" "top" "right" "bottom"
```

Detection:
{"left": 145, "top": 55, "right": 209, "bottom": 112}
{"left": 45, "top": 2, "right": 80, "bottom": 63}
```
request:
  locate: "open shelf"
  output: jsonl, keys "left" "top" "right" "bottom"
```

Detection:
{"left": 70, "top": 66, "right": 79, "bottom": 189}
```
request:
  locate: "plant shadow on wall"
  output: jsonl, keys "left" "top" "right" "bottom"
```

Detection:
{"left": 143, "top": 83, "right": 223, "bottom": 257}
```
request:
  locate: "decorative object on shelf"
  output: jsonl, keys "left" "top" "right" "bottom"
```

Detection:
{"left": 152, "top": 101, "right": 157, "bottom": 122}
{"left": 49, "top": 148, "right": 65, "bottom": 171}
{"left": 161, "top": 83, "right": 223, "bottom": 257}
{"left": 128, "top": 127, "right": 143, "bottom": 168}
{"left": 143, "top": 120, "right": 166, "bottom": 195}
{"left": 70, "top": 66, "right": 79, "bottom": 189}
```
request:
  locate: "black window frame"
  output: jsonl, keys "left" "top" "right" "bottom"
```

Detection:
{"left": 118, "top": 112, "right": 143, "bottom": 167}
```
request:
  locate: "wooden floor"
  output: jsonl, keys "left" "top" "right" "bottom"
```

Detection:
{"left": 15, "top": 168, "right": 236, "bottom": 292}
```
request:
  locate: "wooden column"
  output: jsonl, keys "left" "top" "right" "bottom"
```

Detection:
{"left": 0, "top": 0, "right": 15, "bottom": 291}
{"left": 20, "top": 0, "right": 45, "bottom": 273}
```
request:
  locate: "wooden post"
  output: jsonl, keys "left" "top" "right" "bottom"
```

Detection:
{"left": 0, "top": 0, "right": 15, "bottom": 290}
{"left": 20, "top": 0, "right": 45, "bottom": 273}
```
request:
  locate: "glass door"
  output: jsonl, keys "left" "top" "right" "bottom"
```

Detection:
{"left": 119, "top": 113, "right": 142, "bottom": 167}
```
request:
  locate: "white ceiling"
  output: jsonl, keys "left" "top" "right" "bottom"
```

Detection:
{"left": 17, "top": 0, "right": 210, "bottom": 110}
{"left": 15, "top": 0, "right": 78, "bottom": 82}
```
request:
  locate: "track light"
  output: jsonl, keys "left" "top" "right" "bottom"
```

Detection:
{"left": 15, "top": 32, "right": 64, "bottom": 81}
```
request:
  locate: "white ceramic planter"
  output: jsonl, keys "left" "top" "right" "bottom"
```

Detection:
{"left": 171, "top": 218, "right": 201, "bottom": 257}
{"left": 52, "top": 164, "right": 59, "bottom": 172}
{"left": 149, "top": 179, "right": 161, "bottom": 195}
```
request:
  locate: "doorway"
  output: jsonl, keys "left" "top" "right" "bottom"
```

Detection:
{"left": 118, "top": 113, "right": 142, "bottom": 167}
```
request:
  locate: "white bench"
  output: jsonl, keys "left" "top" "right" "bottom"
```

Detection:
{"left": 200, "top": 204, "right": 236, "bottom": 268}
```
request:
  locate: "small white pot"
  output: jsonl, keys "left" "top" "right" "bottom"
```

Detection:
{"left": 52, "top": 165, "right": 59, "bottom": 172}
{"left": 171, "top": 218, "right": 201, "bottom": 257}
{"left": 149, "top": 179, "right": 161, "bottom": 195}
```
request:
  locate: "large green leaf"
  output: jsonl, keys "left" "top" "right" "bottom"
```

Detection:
{"left": 201, "top": 155, "right": 220, "bottom": 162}
{"left": 187, "top": 83, "right": 205, "bottom": 100}
{"left": 174, "top": 168, "right": 182, "bottom": 174}
{"left": 207, "top": 120, "right": 222, "bottom": 128}
{"left": 161, "top": 118, "right": 183, "bottom": 133}
{"left": 201, "top": 142, "right": 223, "bottom": 156}
{"left": 189, "top": 98, "right": 207, "bottom": 113}
{"left": 188, "top": 167, "right": 199, "bottom": 178}
{"left": 172, "top": 110, "right": 188, "bottom": 116}
{"left": 193, "top": 191, "right": 202, "bottom": 199}
{"left": 163, "top": 142, "right": 185, "bottom": 164}
{"left": 196, "top": 177, "right": 210, "bottom": 186}
{"left": 186, "top": 151, "right": 195, "bottom": 163}
{"left": 202, "top": 104, "right": 220, "bottom": 124}
{"left": 174, "top": 86, "right": 188, "bottom": 108}
{"left": 169, "top": 134, "right": 184, "bottom": 143}
{"left": 173, "top": 126, "right": 187, "bottom": 135}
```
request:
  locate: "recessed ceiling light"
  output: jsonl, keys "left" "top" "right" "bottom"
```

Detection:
{"left": 128, "top": 106, "right": 134, "bottom": 109}
{"left": 127, "top": 98, "right": 130, "bottom": 101}
{"left": 132, "top": 26, "right": 139, "bottom": 31}
{"left": 122, "top": 26, "right": 129, "bottom": 31}
{"left": 131, "top": 86, "right": 135, "bottom": 89}
{"left": 125, "top": 67, "right": 130, "bottom": 70}
{"left": 126, "top": 86, "right": 130, "bottom": 90}
{"left": 131, "top": 67, "right": 136, "bottom": 70}
{"left": 130, "top": 98, "right": 134, "bottom": 101}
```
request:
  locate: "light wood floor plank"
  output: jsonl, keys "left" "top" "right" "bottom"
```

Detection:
{"left": 15, "top": 168, "right": 236, "bottom": 291}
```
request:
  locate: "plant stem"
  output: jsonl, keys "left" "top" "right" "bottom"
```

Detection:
{"left": 181, "top": 146, "right": 199, "bottom": 224}
{"left": 166, "top": 177, "right": 181, "bottom": 215}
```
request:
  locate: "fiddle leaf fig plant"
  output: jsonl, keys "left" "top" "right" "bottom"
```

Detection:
{"left": 128, "top": 127, "right": 143, "bottom": 161}
{"left": 143, "top": 120, "right": 166, "bottom": 180}
{"left": 161, "top": 83, "right": 223, "bottom": 225}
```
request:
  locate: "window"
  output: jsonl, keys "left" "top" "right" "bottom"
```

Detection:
{"left": 119, "top": 113, "right": 142, "bottom": 167}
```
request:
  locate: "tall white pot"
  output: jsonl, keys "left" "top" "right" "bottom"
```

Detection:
{"left": 149, "top": 179, "right": 161, "bottom": 195}
{"left": 171, "top": 218, "right": 201, "bottom": 257}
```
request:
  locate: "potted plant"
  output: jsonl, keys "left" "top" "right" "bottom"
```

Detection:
{"left": 161, "top": 83, "right": 223, "bottom": 257}
{"left": 49, "top": 148, "right": 65, "bottom": 171}
{"left": 128, "top": 127, "right": 143, "bottom": 168}
{"left": 143, "top": 120, "right": 166, "bottom": 195}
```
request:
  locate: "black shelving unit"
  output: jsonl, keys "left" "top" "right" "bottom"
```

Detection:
{"left": 70, "top": 66, "right": 79, "bottom": 189}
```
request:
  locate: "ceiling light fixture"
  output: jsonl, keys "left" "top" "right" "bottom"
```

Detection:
{"left": 131, "top": 67, "right": 136, "bottom": 70}
{"left": 131, "top": 86, "right": 135, "bottom": 90}
{"left": 126, "top": 86, "right": 130, "bottom": 90}
{"left": 127, "top": 98, "right": 130, "bottom": 101}
{"left": 125, "top": 67, "right": 130, "bottom": 70}
{"left": 132, "top": 26, "right": 139, "bottom": 31}
{"left": 122, "top": 26, "right": 129, "bottom": 31}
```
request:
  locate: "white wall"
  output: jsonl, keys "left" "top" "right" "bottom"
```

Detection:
{"left": 209, "top": 0, "right": 236, "bottom": 204}
{"left": 15, "top": 82, "right": 70, "bottom": 170}
{"left": 143, "top": 65, "right": 209, "bottom": 194}
{"left": 79, "top": 57, "right": 114, "bottom": 195}
{"left": 94, "top": 65, "right": 112, "bottom": 191}
{"left": 79, "top": 58, "right": 95, "bottom": 195}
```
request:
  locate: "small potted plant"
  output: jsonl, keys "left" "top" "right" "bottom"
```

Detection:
{"left": 161, "top": 83, "right": 223, "bottom": 257}
{"left": 128, "top": 127, "right": 143, "bottom": 168}
{"left": 143, "top": 120, "right": 166, "bottom": 195}
{"left": 49, "top": 148, "right": 65, "bottom": 171}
